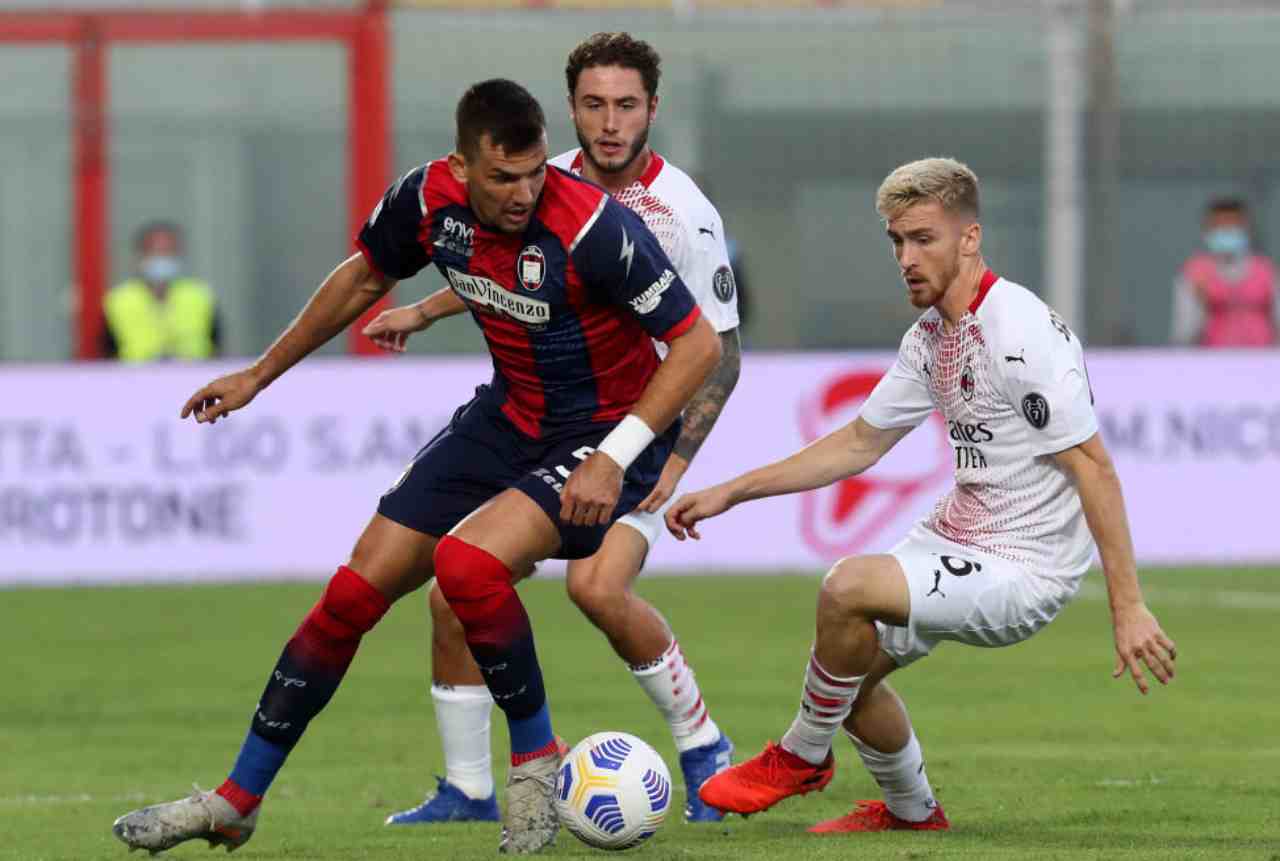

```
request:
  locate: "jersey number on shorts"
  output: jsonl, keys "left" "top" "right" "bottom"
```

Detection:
{"left": 534, "top": 446, "right": 596, "bottom": 494}
{"left": 927, "top": 554, "right": 983, "bottom": 598}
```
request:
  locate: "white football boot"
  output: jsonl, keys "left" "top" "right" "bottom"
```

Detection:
{"left": 112, "top": 785, "right": 258, "bottom": 854}
{"left": 498, "top": 750, "right": 561, "bottom": 855}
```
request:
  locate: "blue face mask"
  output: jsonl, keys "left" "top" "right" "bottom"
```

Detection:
{"left": 1205, "top": 227, "right": 1250, "bottom": 258}
{"left": 140, "top": 255, "right": 182, "bottom": 284}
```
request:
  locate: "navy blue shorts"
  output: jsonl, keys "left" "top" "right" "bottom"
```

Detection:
{"left": 377, "top": 387, "right": 678, "bottom": 560}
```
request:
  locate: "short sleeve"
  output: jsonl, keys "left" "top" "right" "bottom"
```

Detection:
{"left": 683, "top": 205, "right": 740, "bottom": 333}
{"left": 356, "top": 166, "right": 431, "bottom": 280}
{"left": 860, "top": 336, "right": 935, "bottom": 430}
{"left": 572, "top": 198, "right": 701, "bottom": 342}
{"left": 999, "top": 310, "right": 1099, "bottom": 456}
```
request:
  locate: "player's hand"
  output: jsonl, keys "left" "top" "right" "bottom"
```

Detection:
{"left": 561, "top": 451, "right": 624, "bottom": 527}
{"left": 362, "top": 304, "right": 433, "bottom": 353}
{"left": 1111, "top": 601, "right": 1177, "bottom": 695}
{"left": 634, "top": 453, "right": 689, "bottom": 513}
{"left": 180, "top": 368, "right": 265, "bottom": 424}
{"left": 665, "top": 484, "right": 733, "bottom": 541}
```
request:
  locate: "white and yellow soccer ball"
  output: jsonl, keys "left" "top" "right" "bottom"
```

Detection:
{"left": 554, "top": 732, "right": 672, "bottom": 850}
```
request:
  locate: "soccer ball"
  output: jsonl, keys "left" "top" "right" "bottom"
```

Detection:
{"left": 554, "top": 732, "right": 672, "bottom": 850}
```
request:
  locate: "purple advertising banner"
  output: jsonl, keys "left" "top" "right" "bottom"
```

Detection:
{"left": 2, "top": 350, "right": 1276, "bottom": 585}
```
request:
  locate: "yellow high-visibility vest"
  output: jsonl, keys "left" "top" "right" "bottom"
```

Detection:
{"left": 104, "top": 278, "right": 216, "bottom": 362}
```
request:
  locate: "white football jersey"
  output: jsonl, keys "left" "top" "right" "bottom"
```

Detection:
{"left": 860, "top": 273, "right": 1099, "bottom": 582}
{"left": 550, "top": 150, "right": 740, "bottom": 345}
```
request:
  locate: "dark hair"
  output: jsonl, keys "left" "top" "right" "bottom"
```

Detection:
{"left": 455, "top": 79, "right": 546, "bottom": 158}
{"left": 565, "top": 32, "right": 662, "bottom": 100}
{"left": 133, "top": 220, "right": 184, "bottom": 252}
{"left": 1206, "top": 197, "right": 1248, "bottom": 218}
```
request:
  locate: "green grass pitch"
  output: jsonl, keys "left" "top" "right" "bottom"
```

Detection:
{"left": 2, "top": 568, "right": 1278, "bottom": 860}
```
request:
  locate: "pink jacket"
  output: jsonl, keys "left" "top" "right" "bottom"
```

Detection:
{"left": 1181, "top": 253, "right": 1276, "bottom": 347}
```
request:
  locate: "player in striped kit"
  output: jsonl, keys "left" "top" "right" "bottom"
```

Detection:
{"left": 372, "top": 34, "right": 742, "bottom": 827}
{"left": 669, "top": 157, "right": 1177, "bottom": 834}
{"left": 111, "top": 79, "right": 721, "bottom": 856}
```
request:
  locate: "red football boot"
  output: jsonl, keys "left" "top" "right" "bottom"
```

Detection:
{"left": 697, "top": 741, "right": 834, "bottom": 815}
{"left": 808, "top": 799, "right": 949, "bottom": 833}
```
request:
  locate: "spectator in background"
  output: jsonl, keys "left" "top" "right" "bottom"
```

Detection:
{"left": 102, "top": 221, "right": 222, "bottom": 360}
{"left": 1172, "top": 198, "right": 1277, "bottom": 347}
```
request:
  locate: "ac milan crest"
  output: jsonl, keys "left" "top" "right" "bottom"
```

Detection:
{"left": 959, "top": 363, "right": 976, "bottom": 402}
{"left": 518, "top": 245, "right": 545, "bottom": 291}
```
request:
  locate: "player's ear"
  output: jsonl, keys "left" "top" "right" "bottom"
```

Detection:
{"left": 447, "top": 151, "right": 469, "bottom": 186}
{"left": 960, "top": 220, "right": 982, "bottom": 258}
{"left": 648, "top": 94, "right": 659, "bottom": 124}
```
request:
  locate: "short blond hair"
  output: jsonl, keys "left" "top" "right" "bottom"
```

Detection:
{"left": 875, "top": 157, "right": 980, "bottom": 221}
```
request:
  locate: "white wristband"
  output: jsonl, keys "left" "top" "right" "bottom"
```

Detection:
{"left": 596, "top": 414, "right": 656, "bottom": 471}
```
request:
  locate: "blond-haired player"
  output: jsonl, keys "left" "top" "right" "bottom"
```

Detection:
{"left": 669, "top": 157, "right": 1176, "bottom": 833}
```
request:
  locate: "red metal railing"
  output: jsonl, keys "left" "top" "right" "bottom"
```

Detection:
{"left": 0, "top": 4, "right": 392, "bottom": 357}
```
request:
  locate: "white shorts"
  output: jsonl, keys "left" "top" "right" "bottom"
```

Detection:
{"left": 875, "top": 525, "right": 1080, "bottom": 666}
{"left": 615, "top": 496, "right": 675, "bottom": 551}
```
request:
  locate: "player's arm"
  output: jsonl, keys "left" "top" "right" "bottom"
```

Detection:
{"left": 561, "top": 200, "right": 721, "bottom": 526}
{"left": 362, "top": 286, "right": 469, "bottom": 353}
{"left": 183, "top": 165, "right": 431, "bottom": 423}
{"left": 668, "top": 335, "right": 932, "bottom": 537}
{"left": 672, "top": 327, "right": 743, "bottom": 466}
{"left": 627, "top": 315, "right": 723, "bottom": 440}
{"left": 634, "top": 204, "right": 746, "bottom": 513}
{"left": 1053, "top": 435, "right": 1176, "bottom": 694}
{"left": 665, "top": 416, "right": 911, "bottom": 540}
{"left": 634, "top": 327, "right": 741, "bottom": 513}
{"left": 562, "top": 314, "right": 721, "bottom": 527}
{"left": 182, "top": 254, "right": 395, "bottom": 422}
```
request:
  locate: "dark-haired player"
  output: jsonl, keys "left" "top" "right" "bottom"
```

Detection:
{"left": 110, "top": 78, "right": 720, "bottom": 856}
{"left": 375, "top": 33, "right": 742, "bottom": 829}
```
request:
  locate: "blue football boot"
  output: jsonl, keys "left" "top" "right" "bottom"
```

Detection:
{"left": 384, "top": 777, "right": 500, "bottom": 825}
{"left": 678, "top": 733, "right": 734, "bottom": 822}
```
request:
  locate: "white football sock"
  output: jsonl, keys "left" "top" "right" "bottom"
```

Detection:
{"left": 849, "top": 729, "right": 938, "bottom": 822}
{"left": 630, "top": 640, "right": 722, "bottom": 753}
{"left": 781, "top": 652, "right": 863, "bottom": 765}
{"left": 431, "top": 683, "right": 494, "bottom": 800}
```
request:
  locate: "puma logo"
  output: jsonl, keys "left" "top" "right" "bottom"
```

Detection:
{"left": 926, "top": 570, "right": 946, "bottom": 598}
{"left": 698, "top": 227, "right": 715, "bottom": 237}
{"left": 1004, "top": 349, "right": 1026, "bottom": 364}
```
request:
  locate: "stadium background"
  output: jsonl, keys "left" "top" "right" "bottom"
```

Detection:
{"left": 1, "top": 2, "right": 1277, "bottom": 859}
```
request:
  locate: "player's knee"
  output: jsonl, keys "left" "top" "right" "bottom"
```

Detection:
{"left": 316, "top": 565, "right": 391, "bottom": 635}
{"left": 567, "top": 563, "right": 627, "bottom": 625}
{"left": 820, "top": 557, "right": 876, "bottom": 618}
{"left": 433, "top": 536, "right": 511, "bottom": 624}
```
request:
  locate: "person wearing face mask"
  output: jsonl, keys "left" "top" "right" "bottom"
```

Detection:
{"left": 102, "top": 221, "right": 221, "bottom": 360}
{"left": 1172, "top": 198, "right": 1277, "bottom": 347}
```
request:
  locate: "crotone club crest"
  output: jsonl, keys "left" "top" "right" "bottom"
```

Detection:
{"left": 959, "top": 362, "right": 976, "bottom": 402}
{"left": 518, "top": 245, "right": 545, "bottom": 291}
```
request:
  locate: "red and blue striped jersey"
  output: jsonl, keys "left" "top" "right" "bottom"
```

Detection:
{"left": 356, "top": 160, "right": 702, "bottom": 440}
